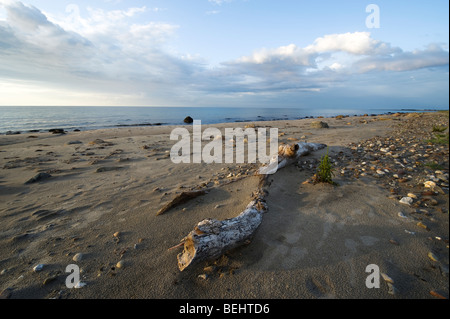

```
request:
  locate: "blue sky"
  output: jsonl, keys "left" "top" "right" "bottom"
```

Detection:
{"left": 0, "top": 0, "right": 448, "bottom": 109}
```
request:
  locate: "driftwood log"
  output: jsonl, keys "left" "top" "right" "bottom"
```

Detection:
{"left": 177, "top": 187, "right": 268, "bottom": 271}
{"left": 176, "top": 142, "right": 326, "bottom": 271}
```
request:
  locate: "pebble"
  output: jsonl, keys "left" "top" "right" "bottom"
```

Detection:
{"left": 399, "top": 197, "right": 413, "bottom": 205}
{"left": 116, "top": 260, "right": 125, "bottom": 269}
{"left": 387, "top": 282, "right": 398, "bottom": 296}
{"left": 43, "top": 276, "right": 57, "bottom": 285}
{"left": 397, "top": 212, "right": 408, "bottom": 219}
{"left": 424, "top": 181, "right": 436, "bottom": 188}
{"left": 381, "top": 273, "right": 394, "bottom": 284}
{"left": 428, "top": 251, "right": 439, "bottom": 262}
{"left": 416, "top": 222, "right": 429, "bottom": 230}
{"left": 33, "top": 264, "right": 45, "bottom": 272}
{"left": 73, "top": 253, "right": 84, "bottom": 262}
{"left": 389, "top": 239, "right": 400, "bottom": 246}
{"left": 113, "top": 232, "right": 121, "bottom": 238}
{"left": 198, "top": 274, "right": 208, "bottom": 280}
{"left": 74, "top": 281, "right": 87, "bottom": 288}
{"left": 407, "top": 193, "right": 417, "bottom": 199}
{"left": 203, "top": 266, "right": 216, "bottom": 273}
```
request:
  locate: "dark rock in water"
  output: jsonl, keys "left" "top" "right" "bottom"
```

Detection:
{"left": 73, "top": 129, "right": 81, "bottom": 132}
{"left": 25, "top": 172, "right": 52, "bottom": 184}
{"left": 6, "top": 131, "right": 21, "bottom": 135}
{"left": 184, "top": 116, "right": 194, "bottom": 124}
{"left": 49, "top": 128, "right": 65, "bottom": 134}
{"left": 28, "top": 130, "right": 40, "bottom": 133}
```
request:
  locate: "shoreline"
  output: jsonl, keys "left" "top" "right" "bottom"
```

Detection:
{"left": 2, "top": 109, "right": 446, "bottom": 136}
{"left": 0, "top": 111, "right": 448, "bottom": 299}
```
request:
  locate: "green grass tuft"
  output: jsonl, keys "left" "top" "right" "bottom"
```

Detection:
{"left": 432, "top": 125, "right": 448, "bottom": 133}
{"left": 314, "top": 147, "right": 337, "bottom": 185}
{"left": 425, "top": 133, "right": 449, "bottom": 145}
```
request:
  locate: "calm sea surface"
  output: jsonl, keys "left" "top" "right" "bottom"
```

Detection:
{"left": 0, "top": 106, "right": 441, "bottom": 134}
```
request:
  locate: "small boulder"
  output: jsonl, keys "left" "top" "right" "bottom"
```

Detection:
{"left": 49, "top": 128, "right": 65, "bottom": 134}
{"left": 183, "top": 116, "right": 194, "bottom": 124}
{"left": 310, "top": 121, "right": 329, "bottom": 129}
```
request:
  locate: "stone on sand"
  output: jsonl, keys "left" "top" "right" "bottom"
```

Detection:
{"left": 310, "top": 121, "right": 329, "bottom": 129}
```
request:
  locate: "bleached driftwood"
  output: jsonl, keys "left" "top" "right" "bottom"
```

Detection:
{"left": 259, "top": 142, "right": 327, "bottom": 175}
{"left": 177, "top": 187, "right": 268, "bottom": 271}
{"left": 176, "top": 142, "right": 326, "bottom": 271}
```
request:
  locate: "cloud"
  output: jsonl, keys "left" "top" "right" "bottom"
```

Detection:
{"left": 236, "top": 44, "right": 314, "bottom": 66}
{"left": 354, "top": 44, "right": 449, "bottom": 72}
{"left": 194, "top": 32, "right": 448, "bottom": 102}
{"left": 305, "top": 31, "right": 401, "bottom": 56}
{"left": 0, "top": 0, "right": 190, "bottom": 104}
{"left": 0, "top": 1, "right": 448, "bottom": 107}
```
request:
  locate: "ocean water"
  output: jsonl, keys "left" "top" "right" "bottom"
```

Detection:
{"left": 0, "top": 105, "right": 439, "bottom": 134}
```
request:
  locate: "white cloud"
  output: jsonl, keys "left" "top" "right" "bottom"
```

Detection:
{"left": 354, "top": 44, "right": 449, "bottom": 72}
{"left": 0, "top": 2, "right": 447, "bottom": 107}
{"left": 199, "top": 32, "right": 448, "bottom": 99}
{"left": 237, "top": 44, "right": 314, "bottom": 66}
{"left": 305, "top": 31, "right": 400, "bottom": 56}
{"left": 0, "top": 0, "right": 189, "bottom": 105}
{"left": 329, "top": 62, "right": 344, "bottom": 71}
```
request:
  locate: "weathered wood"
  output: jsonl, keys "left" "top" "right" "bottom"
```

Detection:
{"left": 259, "top": 142, "right": 326, "bottom": 174}
{"left": 157, "top": 190, "right": 207, "bottom": 216}
{"left": 176, "top": 142, "right": 326, "bottom": 271}
{"left": 177, "top": 188, "right": 268, "bottom": 271}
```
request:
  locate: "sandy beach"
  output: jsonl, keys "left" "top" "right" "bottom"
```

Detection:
{"left": 0, "top": 111, "right": 448, "bottom": 300}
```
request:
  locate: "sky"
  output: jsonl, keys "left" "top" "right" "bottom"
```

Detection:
{"left": 0, "top": 0, "right": 448, "bottom": 109}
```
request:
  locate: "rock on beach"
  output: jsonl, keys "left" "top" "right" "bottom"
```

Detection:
{"left": 310, "top": 121, "right": 329, "bottom": 129}
{"left": 183, "top": 116, "right": 194, "bottom": 124}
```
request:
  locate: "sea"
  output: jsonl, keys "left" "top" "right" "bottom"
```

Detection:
{"left": 0, "top": 105, "right": 443, "bottom": 134}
